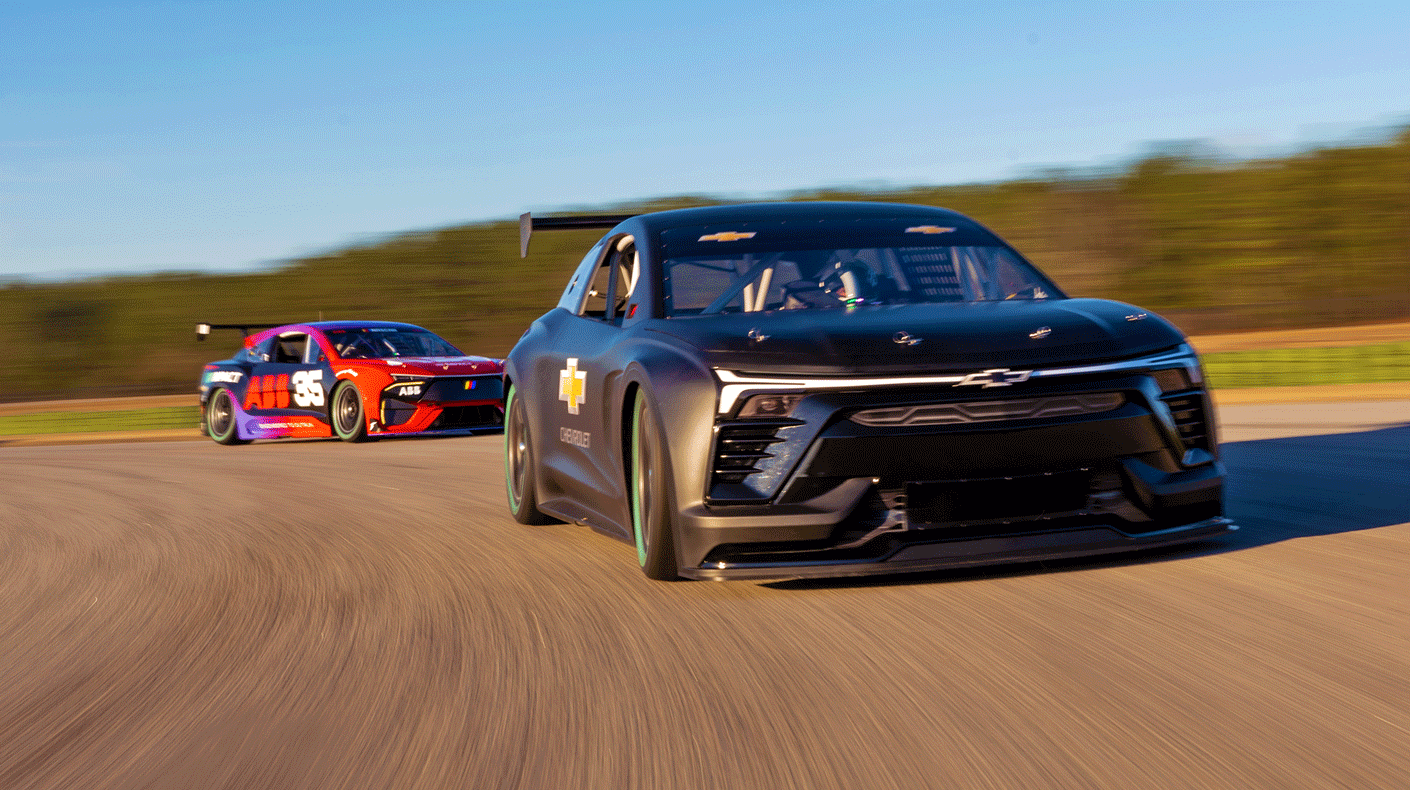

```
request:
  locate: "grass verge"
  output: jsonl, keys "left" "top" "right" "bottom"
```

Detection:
{"left": 0, "top": 406, "right": 200, "bottom": 436}
{"left": 1202, "top": 341, "right": 1410, "bottom": 388}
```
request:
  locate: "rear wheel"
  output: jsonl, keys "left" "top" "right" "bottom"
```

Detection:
{"left": 331, "top": 381, "right": 368, "bottom": 442}
{"left": 205, "top": 387, "right": 246, "bottom": 445}
{"left": 631, "top": 391, "right": 679, "bottom": 580}
{"left": 505, "top": 384, "right": 551, "bottom": 524}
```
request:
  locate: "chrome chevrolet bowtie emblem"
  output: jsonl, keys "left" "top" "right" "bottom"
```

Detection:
{"left": 698, "top": 231, "right": 756, "bottom": 242}
{"left": 892, "top": 331, "right": 923, "bottom": 346}
{"left": 954, "top": 368, "right": 1033, "bottom": 388}
{"left": 1029, "top": 326, "right": 1052, "bottom": 340}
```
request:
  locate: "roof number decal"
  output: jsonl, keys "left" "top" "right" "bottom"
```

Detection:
{"left": 698, "top": 231, "right": 757, "bottom": 242}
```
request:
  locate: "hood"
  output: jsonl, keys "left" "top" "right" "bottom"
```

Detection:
{"left": 647, "top": 299, "right": 1184, "bottom": 375}
{"left": 370, "top": 355, "right": 503, "bottom": 375}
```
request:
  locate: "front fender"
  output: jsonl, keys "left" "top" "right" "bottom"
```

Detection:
{"left": 619, "top": 331, "right": 721, "bottom": 520}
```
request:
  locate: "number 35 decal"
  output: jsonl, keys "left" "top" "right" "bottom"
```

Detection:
{"left": 242, "top": 370, "right": 327, "bottom": 410}
{"left": 292, "top": 369, "right": 325, "bottom": 407}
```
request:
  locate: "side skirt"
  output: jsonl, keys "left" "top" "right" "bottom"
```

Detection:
{"left": 538, "top": 497, "right": 632, "bottom": 542}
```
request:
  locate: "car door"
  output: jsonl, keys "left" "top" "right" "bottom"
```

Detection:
{"left": 537, "top": 234, "right": 639, "bottom": 527}
{"left": 244, "top": 331, "right": 329, "bottom": 430}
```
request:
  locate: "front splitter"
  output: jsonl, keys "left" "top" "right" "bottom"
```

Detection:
{"left": 682, "top": 517, "right": 1236, "bottom": 581}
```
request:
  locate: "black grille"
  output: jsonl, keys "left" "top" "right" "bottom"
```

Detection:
{"left": 905, "top": 470, "right": 1092, "bottom": 524}
{"left": 1160, "top": 392, "right": 1210, "bottom": 451}
{"left": 430, "top": 405, "right": 503, "bottom": 430}
{"left": 850, "top": 393, "right": 1124, "bottom": 427}
{"left": 712, "top": 421, "right": 793, "bottom": 484}
{"left": 424, "top": 376, "right": 503, "bottom": 402}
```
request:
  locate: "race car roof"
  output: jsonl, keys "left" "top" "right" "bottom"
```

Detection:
{"left": 197, "top": 320, "right": 430, "bottom": 342}
{"left": 632, "top": 201, "right": 987, "bottom": 235}
{"left": 519, "top": 201, "right": 992, "bottom": 257}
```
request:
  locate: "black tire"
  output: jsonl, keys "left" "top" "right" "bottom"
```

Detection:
{"left": 630, "top": 390, "right": 680, "bottom": 580}
{"left": 504, "top": 384, "right": 551, "bottom": 524}
{"left": 331, "top": 381, "right": 369, "bottom": 442}
{"left": 205, "top": 387, "right": 247, "bottom": 445}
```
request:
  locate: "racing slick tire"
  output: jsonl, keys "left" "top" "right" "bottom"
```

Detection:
{"left": 331, "top": 380, "right": 369, "bottom": 443}
{"left": 504, "top": 384, "right": 552, "bottom": 525}
{"left": 205, "top": 387, "right": 247, "bottom": 445}
{"left": 630, "top": 390, "right": 680, "bottom": 581}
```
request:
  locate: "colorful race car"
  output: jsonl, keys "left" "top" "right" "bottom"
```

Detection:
{"left": 505, "top": 202, "right": 1234, "bottom": 580}
{"left": 198, "top": 320, "right": 503, "bottom": 444}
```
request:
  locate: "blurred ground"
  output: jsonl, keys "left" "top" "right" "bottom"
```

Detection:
{"left": 1, "top": 402, "right": 1407, "bottom": 789}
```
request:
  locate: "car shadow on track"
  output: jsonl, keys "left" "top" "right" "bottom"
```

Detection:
{"left": 766, "top": 423, "right": 1410, "bottom": 590}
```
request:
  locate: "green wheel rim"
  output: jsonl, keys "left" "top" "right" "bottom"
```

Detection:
{"left": 631, "top": 396, "right": 648, "bottom": 566}
{"left": 209, "top": 389, "right": 235, "bottom": 440}
{"left": 334, "top": 384, "right": 361, "bottom": 438}
{"left": 505, "top": 387, "right": 525, "bottom": 512}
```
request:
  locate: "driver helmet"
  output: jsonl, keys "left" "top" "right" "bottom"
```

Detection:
{"left": 820, "top": 259, "right": 876, "bottom": 303}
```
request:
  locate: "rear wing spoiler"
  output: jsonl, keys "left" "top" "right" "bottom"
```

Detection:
{"left": 196, "top": 322, "right": 280, "bottom": 342}
{"left": 519, "top": 211, "right": 636, "bottom": 258}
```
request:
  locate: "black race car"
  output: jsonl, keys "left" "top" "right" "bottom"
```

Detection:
{"left": 504, "top": 202, "right": 1233, "bottom": 580}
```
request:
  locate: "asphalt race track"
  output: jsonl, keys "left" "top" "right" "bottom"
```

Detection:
{"left": 2, "top": 401, "right": 1408, "bottom": 789}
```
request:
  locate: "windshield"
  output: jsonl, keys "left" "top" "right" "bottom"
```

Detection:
{"left": 664, "top": 245, "right": 1060, "bottom": 316}
{"left": 325, "top": 327, "right": 463, "bottom": 359}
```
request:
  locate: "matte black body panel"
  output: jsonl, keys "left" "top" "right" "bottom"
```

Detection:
{"left": 652, "top": 299, "right": 1183, "bottom": 375}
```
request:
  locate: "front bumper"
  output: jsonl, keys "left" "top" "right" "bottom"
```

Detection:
{"left": 379, "top": 375, "right": 504, "bottom": 433}
{"left": 675, "top": 373, "right": 1230, "bottom": 580}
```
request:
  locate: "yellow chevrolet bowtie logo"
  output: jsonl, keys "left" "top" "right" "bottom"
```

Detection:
{"left": 905, "top": 225, "right": 956, "bottom": 235}
{"left": 559, "top": 358, "right": 587, "bottom": 415}
{"left": 698, "top": 231, "right": 757, "bottom": 242}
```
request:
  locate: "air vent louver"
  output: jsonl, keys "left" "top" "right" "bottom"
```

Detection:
{"left": 1160, "top": 392, "right": 1210, "bottom": 451}
{"left": 712, "top": 421, "right": 792, "bottom": 484}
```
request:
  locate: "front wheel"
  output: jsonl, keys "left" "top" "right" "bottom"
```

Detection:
{"left": 504, "top": 385, "right": 551, "bottom": 524}
{"left": 331, "top": 381, "right": 368, "bottom": 442}
{"left": 205, "top": 387, "right": 247, "bottom": 445}
{"left": 630, "top": 391, "right": 679, "bottom": 580}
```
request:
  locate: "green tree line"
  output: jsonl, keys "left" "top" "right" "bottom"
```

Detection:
{"left": 3, "top": 127, "right": 1408, "bottom": 401}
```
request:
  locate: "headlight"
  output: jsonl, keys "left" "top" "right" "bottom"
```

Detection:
{"left": 1151, "top": 346, "right": 1204, "bottom": 393}
{"left": 1151, "top": 368, "right": 1192, "bottom": 393}
{"left": 737, "top": 393, "right": 803, "bottom": 418}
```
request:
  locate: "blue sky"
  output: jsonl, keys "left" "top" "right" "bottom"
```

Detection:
{"left": 3, "top": 1, "right": 1409, "bottom": 281}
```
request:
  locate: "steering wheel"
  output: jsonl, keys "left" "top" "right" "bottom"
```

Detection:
{"left": 779, "top": 279, "right": 832, "bottom": 308}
